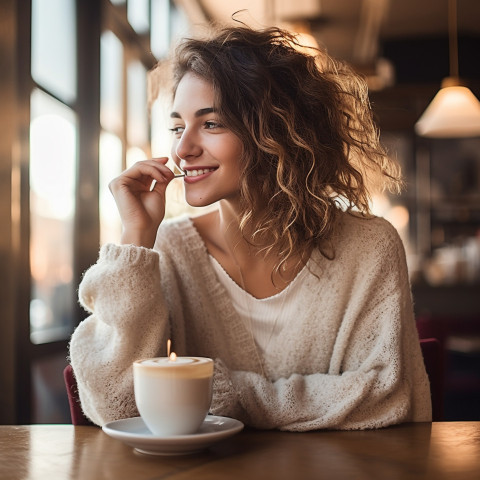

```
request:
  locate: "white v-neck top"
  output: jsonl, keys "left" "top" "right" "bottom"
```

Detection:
{"left": 209, "top": 254, "right": 311, "bottom": 353}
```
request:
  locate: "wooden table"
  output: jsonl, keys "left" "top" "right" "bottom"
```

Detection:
{"left": 1, "top": 422, "right": 479, "bottom": 479}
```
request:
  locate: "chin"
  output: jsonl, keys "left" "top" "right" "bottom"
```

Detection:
{"left": 185, "top": 196, "right": 218, "bottom": 208}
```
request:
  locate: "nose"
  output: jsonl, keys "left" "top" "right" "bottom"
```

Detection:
{"left": 173, "top": 127, "right": 202, "bottom": 163}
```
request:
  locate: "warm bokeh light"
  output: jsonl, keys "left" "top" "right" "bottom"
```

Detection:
{"left": 99, "top": 131, "right": 123, "bottom": 245}
{"left": 30, "top": 114, "right": 76, "bottom": 220}
{"left": 29, "top": 90, "right": 76, "bottom": 342}
{"left": 416, "top": 84, "right": 480, "bottom": 138}
{"left": 126, "top": 146, "right": 147, "bottom": 169}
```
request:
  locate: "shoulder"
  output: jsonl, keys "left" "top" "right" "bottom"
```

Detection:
{"left": 311, "top": 212, "right": 412, "bottom": 298}
{"left": 154, "top": 215, "right": 198, "bottom": 253}
{"left": 331, "top": 211, "right": 406, "bottom": 265}
{"left": 337, "top": 211, "right": 402, "bottom": 248}
{"left": 154, "top": 213, "right": 213, "bottom": 260}
{"left": 338, "top": 210, "right": 397, "bottom": 236}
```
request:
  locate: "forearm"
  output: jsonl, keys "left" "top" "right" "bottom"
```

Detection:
{"left": 69, "top": 243, "right": 170, "bottom": 425}
{"left": 212, "top": 364, "right": 410, "bottom": 431}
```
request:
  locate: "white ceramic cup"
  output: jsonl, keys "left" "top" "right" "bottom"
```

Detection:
{"left": 133, "top": 356, "right": 214, "bottom": 436}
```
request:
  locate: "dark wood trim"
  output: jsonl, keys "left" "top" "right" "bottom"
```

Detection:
{"left": 0, "top": 0, "right": 22, "bottom": 424}
{"left": 14, "top": 0, "right": 33, "bottom": 425}
{"left": 74, "top": 0, "right": 102, "bottom": 329}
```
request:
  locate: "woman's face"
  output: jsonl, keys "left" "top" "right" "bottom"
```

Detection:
{"left": 170, "top": 72, "right": 244, "bottom": 208}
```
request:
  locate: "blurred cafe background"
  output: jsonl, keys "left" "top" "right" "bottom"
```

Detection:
{"left": 1, "top": 0, "right": 479, "bottom": 425}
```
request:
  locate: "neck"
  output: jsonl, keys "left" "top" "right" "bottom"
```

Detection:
{"left": 216, "top": 201, "right": 305, "bottom": 294}
{"left": 217, "top": 200, "right": 262, "bottom": 260}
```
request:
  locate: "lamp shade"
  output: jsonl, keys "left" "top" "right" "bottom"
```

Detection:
{"left": 415, "top": 84, "right": 480, "bottom": 138}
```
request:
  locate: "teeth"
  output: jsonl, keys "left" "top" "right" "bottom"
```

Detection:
{"left": 185, "top": 168, "right": 216, "bottom": 177}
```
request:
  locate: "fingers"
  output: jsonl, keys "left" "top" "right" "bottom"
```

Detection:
{"left": 131, "top": 157, "right": 174, "bottom": 183}
{"left": 109, "top": 157, "right": 174, "bottom": 194}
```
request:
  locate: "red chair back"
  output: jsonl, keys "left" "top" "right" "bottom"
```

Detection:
{"left": 63, "top": 364, "right": 94, "bottom": 426}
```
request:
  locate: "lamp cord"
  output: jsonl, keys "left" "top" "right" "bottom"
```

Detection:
{"left": 449, "top": 0, "right": 459, "bottom": 78}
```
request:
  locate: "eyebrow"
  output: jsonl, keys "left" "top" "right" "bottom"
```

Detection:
{"left": 170, "top": 107, "right": 216, "bottom": 119}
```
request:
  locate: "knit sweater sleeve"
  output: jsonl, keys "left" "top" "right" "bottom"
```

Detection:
{"left": 210, "top": 221, "right": 432, "bottom": 430}
{"left": 68, "top": 243, "right": 170, "bottom": 426}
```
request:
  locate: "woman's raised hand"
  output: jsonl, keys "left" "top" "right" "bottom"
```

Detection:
{"left": 109, "top": 157, "right": 175, "bottom": 248}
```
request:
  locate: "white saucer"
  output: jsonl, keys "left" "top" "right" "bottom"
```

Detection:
{"left": 102, "top": 415, "right": 244, "bottom": 456}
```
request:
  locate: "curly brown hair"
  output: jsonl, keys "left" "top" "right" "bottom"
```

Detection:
{"left": 167, "top": 25, "right": 402, "bottom": 273}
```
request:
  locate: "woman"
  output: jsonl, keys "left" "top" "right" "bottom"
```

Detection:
{"left": 69, "top": 25, "right": 431, "bottom": 430}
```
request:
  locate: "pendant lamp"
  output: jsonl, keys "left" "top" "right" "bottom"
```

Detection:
{"left": 415, "top": 0, "right": 480, "bottom": 138}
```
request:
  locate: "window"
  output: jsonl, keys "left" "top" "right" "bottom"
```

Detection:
{"left": 30, "top": 0, "right": 78, "bottom": 344}
{"left": 31, "top": 0, "right": 77, "bottom": 104}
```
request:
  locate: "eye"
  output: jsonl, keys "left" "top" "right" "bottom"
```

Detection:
{"left": 169, "top": 126, "right": 184, "bottom": 136}
{"left": 204, "top": 121, "right": 223, "bottom": 130}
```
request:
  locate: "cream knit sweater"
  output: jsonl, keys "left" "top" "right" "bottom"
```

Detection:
{"left": 69, "top": 211, "right": 432, "bottom": 430}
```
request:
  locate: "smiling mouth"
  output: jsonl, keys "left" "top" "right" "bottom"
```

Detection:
{"left": 184, "top": 167, "right": 217, "bottom": 177}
